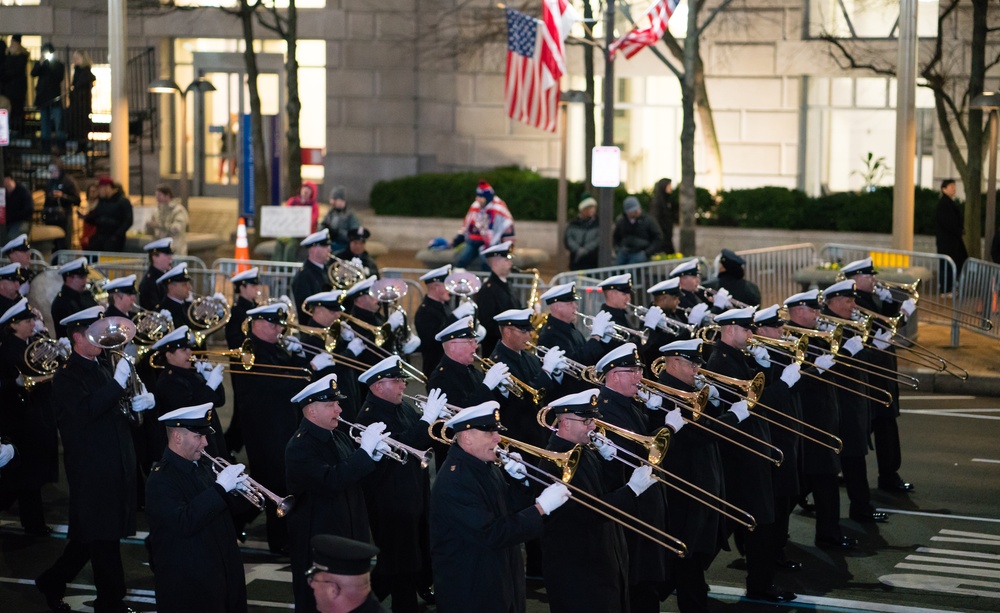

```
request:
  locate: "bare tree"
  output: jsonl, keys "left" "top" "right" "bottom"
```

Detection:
{"left": 256, "top": 0, "right": 303, "bottom": 191}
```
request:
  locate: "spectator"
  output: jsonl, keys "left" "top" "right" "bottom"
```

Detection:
{"left": 649, "top": 178, "right": 676, "bottom": 254}
{"left": 454, "top": 180, "right": 515, "bottom": 270}
{"left": 145, "top": 184, "right": 189, "bottom": 255}
{"left": 564, "top": 193, "right": 599, "bottom": 270}
{"left": 275, "top": 181, "right": 319, "bottom": 261}
{"left": 67, "top": 50, "right": 96, "bottom": 151}
{"left": 2, "top": 173, "right": 34, "bottom": 246}
{"left": 43, "top": 157, "right": 81, "bottom": 251}
{"left": 81, "top": 176, "right": 132, "bottom": 252}
{"left": 2, "top": 36, "right": 29, "bottom": 134}
{"left": 31, "top": 43, "right": 66, "bottom": 152}
{"left": 612, "top": 196, "right": 664, "bottom": 265}
{"left": 319, "top": 185, "right": 359, "bottom": 253}
{"left": 935, "top": 178, "right": 967, "bottom": 293}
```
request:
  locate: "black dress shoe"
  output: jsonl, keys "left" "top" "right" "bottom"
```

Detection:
{"left": 879, "top": 478, "right": 914, "bottom": 493}
{"left": 35, "top": 575, "right": 70, "bottom": 612}
{"left": 745, "top": 586, "right": 797, "bottom": 603}
{"left": 417, "top": 586, "right": 436, "bottom": 605}
{"left": 23, "top": 525, "right": 53, "bottom": 537}
{"left": 815, "top": 535, "right": 858, "bottom": 550}
{"left": 775, "top": 558, "right": 803, "bottom": 571}
{"left": 851, "top": 511, "right": 889, "bottom": 523}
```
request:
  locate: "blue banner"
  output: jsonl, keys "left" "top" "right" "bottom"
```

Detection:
{"left": 269, "top": 115, "right": 282, "bottom": 207}
{"left": 241, "top": 114, "right": 255, "bottom": 223}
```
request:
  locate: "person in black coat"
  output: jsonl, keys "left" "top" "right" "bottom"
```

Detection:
{"left": 285, "top": 374, "right": 386, "bottom": 613}
{"left": 68, "top": 50, "right": 96, "bottom": 147}
{"left": 334, "top": 226, "right": 380, "bottom": 280}
{"left": 935, "top": 179, "right": 967, "bottom": 292}
{"left": 0, "top": 263, "right": 26, "bottom": 317}
{"left": 43, "top": 158, "right": 81, "bottom": 251}
{"left": 49, "top": 258, "right": 98, "bottom": 338}
{"left": 155, "top": 263, "right": 196, "bottom": 333}
{"left": 3, "top": 173, "right": 34, "bottom": 242}
{"left": 83, "top": 177, "right": 133, "bottom": 252}
{"left": 291, "top": 229, "right": 334, "bottom": 323}
{"left": 413, "top": 265, "right": 454, "bottom": 378}
{"left": 612, "top": 197, "right": 664, "bottom": 265}
{"left": 139, "top": 238, "right": 175, "bottom": 311}
{"left": 649, "top": 178, "right": 676, "bottom": 254}
{"left": 31, "top": 43, "right": 65, "bottom": 150}
{"left": 536, "top": 283, "right": 610, "bottom": 379}
{"left": 145, "top": 404, "right": 249, "bottom": 613}
{"left": 356, "top": 358, "right": 445, "bottom": 612}
{"left": 425, "top": 316, "right": 507, "bottom": 409}
{"left": 2, "top": 36, "right": 30, "bottom": 133}
{"left": 222, "top": 267, "right": 263, "bottom": 453}
{"left": 594, "top": 274, "right": 635, "bottom": 351}
{"left": 702, "top": 249, "right": 762, "bottom": 308}
{"left": 429, "top": 401, "right": 569, "bottom": 613}
{"left": 345, "top": 275, "right": 404, "bottom": 368}
{"left": 670, "top": 258, "right": 711, "bottom": 312}
{"left": 539, "top": 389, "right": 653, "bottom": 613}
{"left": 1, "top": 234, "right": 35, "bottom": 297}
{"left": 307, "top": 535, "right": 387, "bottom": 613}
{"left": 300, "top": 290, "right": 366, "bottom": 424}
{"left": 36, "top": 306, "right": 156, "bottom": 613}
{"left": 638, "top": 278, "right": 694, "bottom": 377}
{"left": 705, "top": 307, "right": 794, "bottom": 603}
{"left": 474, "top": 242, "right": 522, "bottom": 357}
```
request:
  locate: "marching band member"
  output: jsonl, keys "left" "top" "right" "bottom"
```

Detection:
{"left": 307, "top": 535, "right": 386, "bottom": 613}
{"left": 345, "top": 275, "right": 396, "bottom": 367}
{"left": 639, "top": 278, "right": 691, "bottom": 374}
{"left": 474, "top": 242, "right": 522, "bottom": 357}
{"left": 101, "top": 275, "right": 137, "bottom": 320}
{"left": 594, "top": 343, "right": 671, "bottom": 613}
{"left": 138, "top": 237, "right": 175, "bottom": 311}
{"left": 285, "top": 374, "right": 391, "bottom": 613}
{"left": 291, "top": 229, "right": 334, "bottom": 323}
{"left": 413, "top": 265, "right": 454, "bottom": 378}
{"left": 335, "top": 226, "right": 380, "bottom": 279}
{"left": 670, "top": 259, "right": 709, "bottom": 311}
{"left": 224, "top": 267, "right": 263, "bottom": 453}
{"left": 782, "top": 290, "right": 855, "bottom": 550}
{"left": 0, "top": 263, "right": 25, "bottom": 317}
{"left": 821, "top": 280, "right": 888, "bottom": 524}
{"left": 155, "top": 263, "right": 195, "bottom": 330}
{"left": 701, "top": 249, "right": 761, "bottom": 307}
{"left": 596, "top": 273, "right": 634, "bottom": 331}
{"left": 536, "top": 282, "right": 611, "bottom": 372}
{"left": 356, "top": 357, "right": 445, "bottom": 612}
{"left": 0, "top": 234, "right": 35, "bottom": 296}
{"left": 429, "top": 401, "right": 569, "bottom": 613}
{"left": 840, "top": 257, "right": 914, "bottom": 493}
{"left": 301, "top": 290, "right": 365, "bottom": 422}
{"left": 49, "top": 258, "right": 98, "bottom": 338}
{"left": 426, "top": 316, "right": 509, "bottom": 408}
{"left": 145, "top": 403, "right": 249, "bottom": 613}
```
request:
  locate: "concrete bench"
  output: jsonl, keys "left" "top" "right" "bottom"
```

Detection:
{"left": 29, "top": 225, "right": 66, "bottom": 257}
{"left": 416, "top": 247, "right": 550, "bottom": 269}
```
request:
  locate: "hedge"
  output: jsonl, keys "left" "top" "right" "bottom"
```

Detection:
{"left": 369, "top": 167, "right": 941, "bottom": 232}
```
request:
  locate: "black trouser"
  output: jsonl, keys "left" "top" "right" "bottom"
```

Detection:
{"left": 38, "top": 538, "right": 126, "bottom": 613}
{"left": 671, "top": 555, "right": 711, "bottom": 613}
{"left": 0, "top": 485, "right": 46, "bottom": 530}
{"left": 841, "top": 455, "right": 874, "bottom": 517}
{"left": 742, "top": 522, "right": 779, "bottom": 592}
{"left": 372, "top": 570, "right": 419, "bottom": 613}
{"left": 806, "top": 472, "right": 842, "bottom": 540}
{"left": 629, "top": 580, "right": 663, "bottom": 613}
{"left": 224, "top": 404, "right": 244, "bottom": 454}
{"left": 773, "top": 495, "right": 795, "bottom": 557}
{"left": 872, "top": 416, "right": 902, "bottom": 483}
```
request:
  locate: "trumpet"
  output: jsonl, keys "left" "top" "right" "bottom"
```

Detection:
{"left": 472, "top": 355, "right": 544, "bottom": 404}
{"left": 339, "top": 419, "right": 434, "bottom": 469}
{"left": 699, "top": 285, "right": 753, "bottom": 308}
{"left": 576, "top": 313, "right": 648, "bottom": 343}
{"left": 627, "top": 303, "right": 697, "bottom": 335}
{"left": 528, "top": 343, "right": 588, "bottom": 380}
{"left": 201, "top": 451, "right": 294, "bottom": 517}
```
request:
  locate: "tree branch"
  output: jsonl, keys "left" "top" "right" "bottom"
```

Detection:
{"left": 820, "top": 34, "right": 897, "bottom": 76}
{"left": 700, "top": 0, "right": 736, "bottom": 33}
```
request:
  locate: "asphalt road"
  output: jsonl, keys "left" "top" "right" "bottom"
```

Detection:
{"left": 1, "top": 391, "right": 998, "bottom": 612}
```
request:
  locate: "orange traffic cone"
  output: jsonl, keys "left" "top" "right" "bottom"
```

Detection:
{"left": 235, "top": 217, "right": 250, "bottom": 272}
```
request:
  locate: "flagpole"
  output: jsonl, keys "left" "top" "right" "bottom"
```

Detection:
{"left": 557, "top": 98, "right": 569, "bottom": 268}
{"left": 598, "top": 0, "right": 616, "bottom": 267}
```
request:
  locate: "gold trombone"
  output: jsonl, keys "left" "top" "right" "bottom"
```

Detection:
{"left": 339, "top": 418, "right": 434, "bottom": 468}
{"left": 338, "top": 313, "right": 392, "bottom": 347}
{"left": 471, "top": 355, "right": 545, "bottom": 405}
{"left": 874, "top": 278, "right": 992, "bottom": 331}
{"left": 201, "top": 451, "right": 295, "bottom": 516}
{"left": 853, "top": 306, "right": 968, "bottom": 379}
{"left": 285, "top": 333, "right": 428, "bottom": 384}
{"left": 186, "top": 338, "right": 312, "bottom": 379}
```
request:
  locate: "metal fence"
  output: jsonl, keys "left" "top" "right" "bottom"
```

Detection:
{"left": 550, "top": 258, "right": 708, "bottom": 307}
{"left": 711, "top": 243, "right": 818, "bottom": 307}
{"left": 382, "top": 268, "right": 535, "bottom": 313}
{"left": 51, "top": 250, "right": 207, "bottom": 269}
{"left": 213, "top": 258, "right": 302, "bottom": 304}
{"left": 951, "top": 258, "right": 1000, "bottom": 345}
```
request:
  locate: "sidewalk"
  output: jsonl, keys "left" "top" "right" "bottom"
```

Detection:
{"left": 902, "top": 323, "right": 1000, "bottom": 395}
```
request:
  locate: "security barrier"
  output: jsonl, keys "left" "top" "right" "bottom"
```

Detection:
{"left": 213, "top": 258, "right": 302, "bottom": 304}
{"left": 51, "top": 250, "right": 208, "bottom": 270}
{"left": 952, "top": 258, "right": 1000, "bottom": 345}
{"left": 710, "top": 243, "right": 818, "bottom": 308}
{"left": 550, "top": 258, "right": 707, "bottom": 304}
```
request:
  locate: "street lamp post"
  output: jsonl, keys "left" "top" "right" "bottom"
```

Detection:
{"left": 972, "top": 91, "right": 1000, "bottom": 261}
{"left": 148, "top": 78, "right": 216, "bottom": 210}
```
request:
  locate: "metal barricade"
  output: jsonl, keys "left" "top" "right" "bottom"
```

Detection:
{"left": 709, "top": 243, "right": 818, "bottom": 307}
{"left": 952, "top": 258, "right": 1000, "bottom": 346}
{"left": 382, "top": 267, "right": 534, "bottom": 312}
{"left": 213, "top": 258, "right": 302, "bottom": 305}
{"left": 550, "top": 258, "right": 709, "bottom": 307}
{"left": 51, "top": 249, "right": 207, "bottom": 270}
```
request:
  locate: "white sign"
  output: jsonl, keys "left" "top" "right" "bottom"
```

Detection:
{"left": 260, "top": 206, "right": 312, "bottom": 238}
{"left": 130, "top": 206, "right": 155, "bottom": 233}
{"left": 0, "top": 109, "right": 8, "bottom": 146}
{"left": 591, "top": 146, "right": 621, "bottom": 187}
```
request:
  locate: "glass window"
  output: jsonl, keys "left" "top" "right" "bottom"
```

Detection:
{"left": 808, "top": 0, "right": 940, "bottom": 39}
{"left": 855, "top": 78, "right": 887, "bottom": 108}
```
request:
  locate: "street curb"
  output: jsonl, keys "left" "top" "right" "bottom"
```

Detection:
{"left": 903, "top": 368, "right": 1000, "bottom": 397}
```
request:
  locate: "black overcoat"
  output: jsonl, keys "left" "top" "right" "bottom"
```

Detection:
{"left": 153, "top": 365, "right": 227, "bottom": 458}
{"left": 414, "top": 295, "right": 450, "bottom": 378}
{"left": 50, "top": 285, "right": 98, "bottom": 339}
{"left": 489, "top": 341, "right": 556, "bottom": 448}
{"left": 475, "top": 272, "right": 521, "bottom": 357}
{"left": 0, "top": 333, "right": 58, "bottom": 486}
{"left": 426, "top": 354, "right": 498, "bottom": 408}
{"left": 291, "top": 261, "right": 331, "bottom": 323}
{"left": 139, "top": 266, "right": 166, "bottom": 311}
{"left": 786, "top": 333, "right": 841, "bottom": 475}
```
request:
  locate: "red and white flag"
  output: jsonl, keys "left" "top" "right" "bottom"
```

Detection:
{"left": 609, "top": 0, "right": 680, "bottom": 60}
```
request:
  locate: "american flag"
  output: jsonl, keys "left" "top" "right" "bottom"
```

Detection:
{"left": 609, "top": 0, "right": 680, "bottom": 60}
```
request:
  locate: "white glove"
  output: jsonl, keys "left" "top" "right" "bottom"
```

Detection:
{"left": 535, "top": 482, "right": 571, "bottom": 515}
{"left": 728, "top": 399, "right": 750, "bottom": 422}
{"left": 591, "top": 433, "right": 617, "bottom": 461}
{"left": 113, "top": 358, "right": 132, "bottom": 388}
{"left": 234, "top": 476, "right": 252, "bottom": 494}
{"left": 57, "top": 337, "right": 71, "bottom": 352}
{"left": 483, "top": 362, "right": 510, "bottom": 391}
{"left": 696, "top": 380, "right": 721, "bottom": 407}
{"left": 278, "top": 294, "right": 294, "bottom": 309}
{"left": 205, "top": 363, "right": 225, "bottom": 390}
{"left": 713, "top": 288, "right": 732, "bottom": 309}
{"left": 663, "top": 408, "right": 686, "bottom": 432}
{"left": 213, "top": 292, "right": 228, "bottom": 303}
{"left": 637, "top": 388, "right": 663, "bottom": 410}
{"left": 284, "top": 336, "right": 305, "bottom": 356}
{"left": 643, "top": 306, "right": 665, "bottom": 330}
{"left": 420, "top": 388, "right": 448, "bottom": 423}
{"left": 388, "top": 310, "right": 405, "bottom": 331}
{"left": 33, "top": 319, "right": 46, "bottom": 334}
{"left": 627, "top": 464, "right": 656, "bottom": 496}
{"left": 402, "top": 335, "right": 421, "bottom": 355}
{"left": 159, "top": 309, "right": 173, "bottom": 322}
{"left": 310, "top": 352, "right": 336, "bottom": 371}
{"left": 901, "top": 298, "right": 916, "bottom": 318}
{"left": 15, "top": 374, "right": 25, "bottom": 387}
{"left": 780, "top": 363, "right": 801, "bottom": 388}
{"left": 452, "top": 301, "right": 477, "bottom": 320}
{"left": 588, "top": 310, "right": 613, "bottom": 339}
{"left": 347, "top": 337, "right": 365, "bottom": 356}
{"left": 749, "top": 344, "right": 771, "bottom": 368}
{"left": 339, "top": 323, "right": 356, "bottom": 341}
{"left": 350, "top": 257, "right": 365, "bottom": 272}
{"left": 372, "top": 440, "right": 392, "bottom": 462}
{"left": 541, "top": 346, "right": 566, "bottom": 375}
{"left": 474, "top": 324, "right": 487, "bottom": 343}
{"left": 873, "top": 329, "right": 892, "bottom": 351}
{"left": 195, "top": 360, "right": 213, "bottom": 376}
{"left": 843, "top": 335, "right": 864, "bottom": 356}
{"left": 0, "top": 443, "right": 15, "bottom": 468}
{"left": 814, "top": 353, "right": 836, "bottom": 374}
{"left": 359, "top": 422, "right": 390, "bottom": 459}
{"left": 503, "top": 452, "right": 527, "bottom": 480}
{"left": 215, "top": 463, "right": 245, "bottom": 492}
{"left": 687, "top": 303, "right": 710, "bottom": 326}
{"left": 876, "top": 286, "right": 893, "bottom": 302}
{"left": 131, "top": 392, "right": 156, "bottom": 412}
